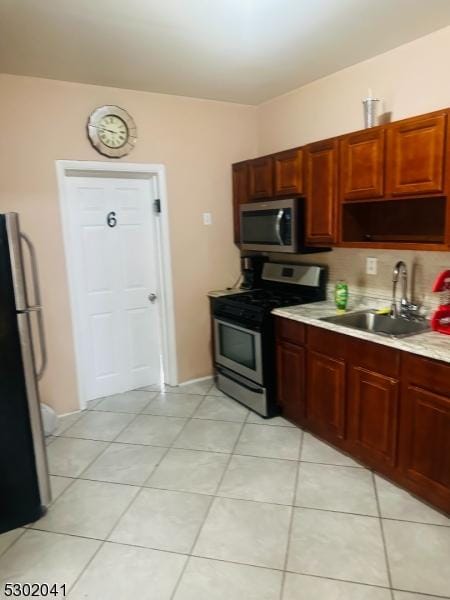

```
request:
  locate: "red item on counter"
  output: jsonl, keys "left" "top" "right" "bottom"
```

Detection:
{"left": 431, "top": 269, "right": 450, "bottom": 335}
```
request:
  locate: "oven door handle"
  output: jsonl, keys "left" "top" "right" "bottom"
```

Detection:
{"left": 216, "top": 368, "right": 264, "bottom": 394}
{"left": 275, "top": 209, "right": 285, "bottom": 245}
{"left": 213, "top": 316, "right": 261, "bottom": 333}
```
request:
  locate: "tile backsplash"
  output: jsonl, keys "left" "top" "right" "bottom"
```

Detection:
{"left": 269, "top": 248, "right": 450, "bottom": 312}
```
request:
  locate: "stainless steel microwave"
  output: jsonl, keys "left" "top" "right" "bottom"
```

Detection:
{"left": 240, "top": 198, "right": 301, "bottom": 253}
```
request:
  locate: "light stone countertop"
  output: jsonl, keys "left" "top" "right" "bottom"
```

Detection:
{"left": 208, "top": 288, "right": 246, "bottom": 298}
{"left": 272, "top": 301, "right": 450, "bottom": 365}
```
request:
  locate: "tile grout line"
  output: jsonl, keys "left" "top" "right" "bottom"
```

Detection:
{"left": 131, "top": 381, "right": 214, "bottom": 397}
{"left": 53, "top": 409, "right": 85, "bottom": 436}
{"left": 388, "top": 592, "right": 450, "bottom": 600}
{"left": 46, "top": 436, "right": 119, "bottom": 508}
{"left": 50, "top": 421, "right": 450, "bottom": 523}
{"left": 55, "top": 414, "right": 137, "bottom": 445}
{"left": 58, "top": 404, "right": 450, "bottom": 516}
{"left": 0, "top": 389, "right": 437, "bottom": 597}
{"left": 58, "top": 387, "right": 183, "bottom": 450}
{"left": 36, "top": 389, "right": 449, "bottom": 596}
{"left": 64, "top": 485, "right": 140, "bottom": 595}
{"left": 61, "top": 403, "right": 176, "bottom": 596}
{"left": 278, "top": 428, "right": 304, "bottom": 600}
{"left": 372, "top": 471, "right": 395, "bottom": 598}
{"left": 0, "top": 528, "right": 27, "bottom": 560}
{"left": 131, "top": 391, "right": 212, "bottom": 492}
{"left": 12, "top": 523, "right": 450, "bottom": 600}
{"left": 163, "top": 387, "right": 220, "bottom": 600}
{"left": 72, "top": 409, "right": 146, "bottom": 479}
{"left": 36, "top": 476, "right": 445, "bottom": 525}
{"left": 50, "top": 412, "right": 450, "bottom": 518}
{"left": 168, "top": 408, "right": 249, "bottom": 600}
{"left": 47, "top": 400, "right": 174, "bottom": 594}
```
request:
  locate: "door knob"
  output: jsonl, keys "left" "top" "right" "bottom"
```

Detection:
{"left": 148, "top": 293, "right": 157, "bottom": 303}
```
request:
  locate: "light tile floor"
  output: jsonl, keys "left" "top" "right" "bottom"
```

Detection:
{"left": 0, "top": 379, "right": 449, "bottom": 600}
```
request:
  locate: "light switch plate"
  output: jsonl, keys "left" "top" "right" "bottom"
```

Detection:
{"left": 203, "top": 212, "right": 212, "bottom": 225}
{"left": 366, "top": 257, "right": 378, "bottom": 275}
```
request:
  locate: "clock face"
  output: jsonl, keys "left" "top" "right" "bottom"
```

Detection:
{"left": 97, "top": 115, "right": 128, "bottom": 148}
{"left": 87, "top": 106, "right": 137, "bottom": 158}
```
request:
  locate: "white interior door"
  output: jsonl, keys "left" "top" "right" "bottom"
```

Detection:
{"left": 66, "top": 174, "right": 161, "bottom": 401}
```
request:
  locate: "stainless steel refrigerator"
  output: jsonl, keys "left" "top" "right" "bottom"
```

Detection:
{"left": 0, "top": 212, "right": 51, "bottom": 534}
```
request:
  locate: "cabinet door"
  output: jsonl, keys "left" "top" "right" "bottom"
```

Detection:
{"left": 306, "top": 350, "right": 346, "bottom": 442}
{"left": 387, "top": 113, "right": 446, "bottom": 196}
{"left": 248, "top": 157, "right": 273, "bottom": 199}
{"left": 276, "top": 340, "right": 305, "bottom": 426}
{"left": 232, "top": 162, "right": 249, "bottom": 243}
{"left": 400, "top": 385, "right": 450, "bottom": 505}
{"left": 305, "top": 140, "right": 338, "bottom": 244}
{"left": 348, "top": 367, "right": 399, "bottom": 468}
{"left": 341, "top": 129, "right": 385, "bottom": 201}
{"left": 273, "top": 149, "right": 303, "bottom": 196}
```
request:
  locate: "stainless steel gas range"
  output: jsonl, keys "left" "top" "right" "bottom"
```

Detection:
{"left": 212, "top": 262, "right": 327, "bottom": 418}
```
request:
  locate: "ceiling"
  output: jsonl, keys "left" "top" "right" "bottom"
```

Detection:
{"left": 1, "top": 0, "right": 450, "bottom": 105}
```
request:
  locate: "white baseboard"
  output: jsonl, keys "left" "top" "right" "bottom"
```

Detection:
{"left": 58, "top": 409, "right": 82, "bottom": 418}
{"left": 179, "top": 375, "right": 213, "bottom": 387}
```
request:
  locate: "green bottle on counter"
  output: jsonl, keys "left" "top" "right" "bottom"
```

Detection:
{"left": 335, "top": 281, "right": 348, "bottom": 310}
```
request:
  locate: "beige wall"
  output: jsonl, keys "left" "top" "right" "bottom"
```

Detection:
{"left": 2, "top": 26, "right": 450, "bottom": 414}
{"left": 257, "top": 25, "right": 450, "bottom": 153}
{"left": 257, "top": 26, "right": 450, "bottom": 302}
{"left": 0, "top": 73, "right": 257, "bottom": 414}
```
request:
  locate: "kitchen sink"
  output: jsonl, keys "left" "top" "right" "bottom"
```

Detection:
{"left": 320, "top": 310, "right": 430, "bottom": 338}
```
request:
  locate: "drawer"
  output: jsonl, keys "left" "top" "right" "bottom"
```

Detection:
{"left": 276, "top": 317, "right": 305, "bottom": 345}
{"left": 348, "top": 337, "right": 400, "bottom": 378}
{"left": 402, "top": 353, "right": 450, "bottom": 397}
{"left": 307, "top": 325, "right": 347, "bottom": 359}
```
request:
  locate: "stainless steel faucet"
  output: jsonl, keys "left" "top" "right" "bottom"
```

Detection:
{"left": 391, "top": 261, "right": 419, "bottom": 319}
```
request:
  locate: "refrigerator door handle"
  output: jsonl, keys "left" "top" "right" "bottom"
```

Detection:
{"left": 20, "top": 233, "right": 48, "bottom": 381}
{"left": 16, "top": 312, "right": 52, "bottom": 507}
{"left": 5, "top": 213, "right": 28, "bottom": 311}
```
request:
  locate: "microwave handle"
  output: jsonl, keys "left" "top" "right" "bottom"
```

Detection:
{"left": 275, "top": 209, "right": 285, "bottom": 245}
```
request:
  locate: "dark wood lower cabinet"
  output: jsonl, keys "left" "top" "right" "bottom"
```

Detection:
{"left": 401, "top": 386, "right": 450, "bottom": 490}
{"left": 306, "top": 350, "right": 346, "bottom": 443}
{"left": 275, "top": 318, "right": 450, "bottom": 513}
{"left": 276, "top": 340, "right": 305, "bottom": 425}
{"left": 399, "top": 354, "right": 450, "bottom": 511}
{"left": 348, "top": 366, "right": 399, "bottom": 469}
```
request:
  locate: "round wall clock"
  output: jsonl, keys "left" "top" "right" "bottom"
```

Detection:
{"left": 87, "top": 105, "right": 137, "bottom": 158}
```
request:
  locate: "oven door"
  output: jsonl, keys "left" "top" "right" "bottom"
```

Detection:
{"left": 214, "top": 318, "right": 263, "bottom": 385}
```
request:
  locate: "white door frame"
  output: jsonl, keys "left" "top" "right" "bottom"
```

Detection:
{"left": 56, "top": 160, "right": 178, "bottom": 409}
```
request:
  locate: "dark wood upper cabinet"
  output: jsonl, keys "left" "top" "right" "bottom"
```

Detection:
{"left": 386, "top": 112, "right": 447, "bottom": 197}
{"left": 340, "top": 128, "right": 385, "bottom": 201}
{"left": 348, "top": 366, "right": 399, "bottom": 469}
{"left": 273, "top": 148, "right": 303, "bottom": 196}
{"left": 305, "top": 139, "right": 338, "bottom": 244}
{"left": 233, "top": 108, "right": 450, "bottom": 251}
{"left": 232, "top": 161, "right": 249, "bottom": 244}
{"left": 248, "top": 157, "right": 273, "bottom": 199}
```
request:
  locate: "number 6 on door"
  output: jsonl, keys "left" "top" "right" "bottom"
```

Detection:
{"left": 106, "top": 211, "right": 117, "bottom": 227}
